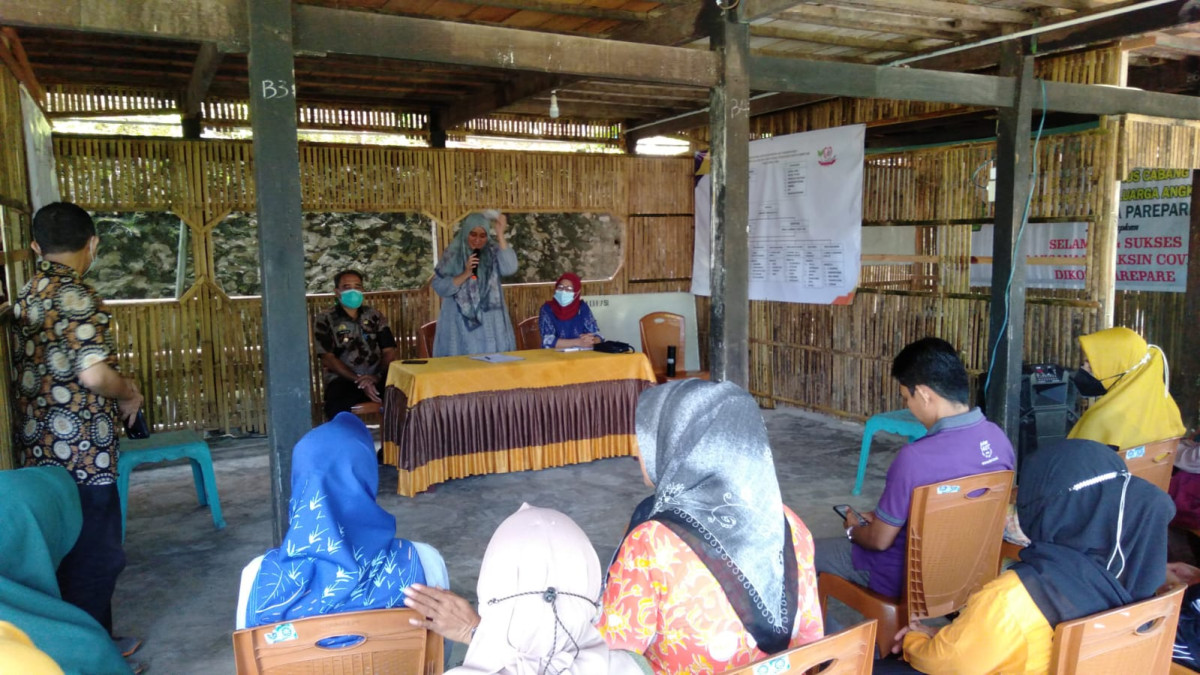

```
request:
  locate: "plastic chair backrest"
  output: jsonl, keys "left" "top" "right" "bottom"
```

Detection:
{"left": 906, "top": 470, "right": 1014, "bottom": 619}
{"left": 232, "top": 608, "right": 443, "bottom": 675}
{"left": 722, "top": 621, "right": 877, "bottom": 675}
{"left": 639, "top": 311, "right": 686, "bottom": 374}
{"left": 516, "top": 316, "right": 540, "bottom": 350}
{"left": 1121, "top": 437, "right": 1180, "bottom": 492}
{"left": 1050, "top": 584, "right": 1185, "bottom": 675}
{"left": 417, "top": 321, "right": 437, "bottom": 359}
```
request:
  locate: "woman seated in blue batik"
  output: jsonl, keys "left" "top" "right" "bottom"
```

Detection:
{"left": 538, "top": 272, "right": 603, "bottom": 349}
{"left": 234, "top": 413, "right": 448, "bottom": 629}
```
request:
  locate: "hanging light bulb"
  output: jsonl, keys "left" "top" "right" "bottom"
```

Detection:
{"left": 549, "top": 91, "right": 560, "bottom": 119}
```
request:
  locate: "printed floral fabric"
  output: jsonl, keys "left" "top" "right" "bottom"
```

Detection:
{"left": 600, "top": 506, "right": 823, "bottom": 673}
{"left": 538, "top": 301, "right": 602, "bottom": 349}
{"left": 13, "top": 260, "right": 120, "bottom": 486}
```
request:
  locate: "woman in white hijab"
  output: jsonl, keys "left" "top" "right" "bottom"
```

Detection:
{"left": 407, "top": 504, "right": 644, "bottom": 675}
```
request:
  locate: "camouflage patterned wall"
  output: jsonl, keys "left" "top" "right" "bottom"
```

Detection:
{"left": 84, "top": 210, "right": 621, "bottom": 300}
{"left": 91, "top": 211, "right": 194, "bottom": 300}
{"left": 451, "top": 211, "right": 621, "bottom": 283}
{"left": 213, "top": 211, "right": 436, "bottom": 296}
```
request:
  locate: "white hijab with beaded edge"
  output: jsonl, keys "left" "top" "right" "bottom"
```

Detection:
{"left": 448, "top": 504, "right": 642, "bottom": 675}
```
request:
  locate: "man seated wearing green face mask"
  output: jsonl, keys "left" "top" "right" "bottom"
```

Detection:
{"left": 313, "top": 269, "right": 398, "bottom": 420}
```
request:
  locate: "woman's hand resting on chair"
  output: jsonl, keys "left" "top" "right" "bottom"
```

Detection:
{"left": 403, "top": 584, "right": 482, "bottom": 644}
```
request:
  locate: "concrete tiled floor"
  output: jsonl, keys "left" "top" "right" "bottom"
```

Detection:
{"left": 115, "top": 406, "right": 904, "bottom": 673}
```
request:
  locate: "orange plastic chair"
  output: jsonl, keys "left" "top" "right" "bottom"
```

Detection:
{"left": 417, "top": 321, "right": 437, "bottom": 359}
{"left": 721, "top": 620, "right": 877, "bottom": 675}
{"left": 516, "top": 316, "right": 541, "bottom": 350}
{"left": 638, "top": 311, "right": 709, "bottom": 384}
{"left": 1121, "top": 437, "right": 1181, "bottom": 492}
{"left": 1049, "top": 583, "right": 1185, "bottom": 675}
{"left": 818, "top": 470, "right": 1014, "bottom": 657}
{"left": 232, "top": 608, "right": 443, "bottom": 675}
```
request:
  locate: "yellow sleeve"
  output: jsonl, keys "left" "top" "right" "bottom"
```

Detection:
{"left": 902, "top": 572, "right": 1033, "bottom": 675}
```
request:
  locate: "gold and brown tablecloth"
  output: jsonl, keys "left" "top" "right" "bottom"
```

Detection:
{"left": 382, "top": 349, "right": 656, "bottom": 496}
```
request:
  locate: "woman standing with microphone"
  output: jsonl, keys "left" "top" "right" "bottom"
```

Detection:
{"left": 431, "top": 211, "right": 518, "bottom": 356}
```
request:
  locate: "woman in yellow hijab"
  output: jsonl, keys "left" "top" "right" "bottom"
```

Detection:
{"left": 1067, "top": 326, "right": 1185, "bottom": 450}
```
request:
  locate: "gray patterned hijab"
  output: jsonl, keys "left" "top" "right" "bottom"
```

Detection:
{"left": 436, "top": 213, "right": 503, "bottom": 330}
{"left": 634, "top": 379, "right": 797, "bottom": 653}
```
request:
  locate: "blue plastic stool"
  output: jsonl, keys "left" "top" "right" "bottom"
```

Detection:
{"left": 853, "top": 409, "right": 928, "bottom": 495}
{"left": 117, "top": 430, "right": 226, "bottom": 539}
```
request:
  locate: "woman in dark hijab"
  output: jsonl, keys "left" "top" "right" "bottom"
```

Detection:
{"left": 897, "top": 438, "right": 1174, "bottom": 674}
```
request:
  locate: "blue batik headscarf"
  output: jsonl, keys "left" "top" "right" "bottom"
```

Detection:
{"left": 436, "top": 213, "right": 504, "bottom": 330}
{"left": 247, "top": 413, "right": 425, "bottom": 627}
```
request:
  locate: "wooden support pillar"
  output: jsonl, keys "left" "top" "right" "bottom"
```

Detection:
{"left": 246, "top": 0, "right": 312, "bottom": 545}
{"left": 182, "top": 42, "right": 223, "bottom": 140}
{"left": 1179, "top": 169, "right": 1200, "bottom": 429}
{"left": 707, "top": 6, "right": 750, "bottom": 387}
{"left": 428, "top": 109, "right": 447, "bottom": 149}
{"left": 985, "top": 42, "right": 1035, "bottom": 445}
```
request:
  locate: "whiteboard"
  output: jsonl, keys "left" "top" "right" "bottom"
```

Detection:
{"left": 20, "top": 86, "right": 59, "bottom": 210}
{"left": 580, "top": 291, "right": 701, "bottom": 369}
{"left": 694, "top": 125, "right": 864, "bottom": 305}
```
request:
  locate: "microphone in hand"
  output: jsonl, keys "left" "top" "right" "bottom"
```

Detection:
{"left": 470, "top": 249, "right": 482, "bottom": 280}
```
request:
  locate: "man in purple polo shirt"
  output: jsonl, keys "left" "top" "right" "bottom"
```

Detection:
{"left": 815, "top": 337, "right": 1014, "bottom": 600}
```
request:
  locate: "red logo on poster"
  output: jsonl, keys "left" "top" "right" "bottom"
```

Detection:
{"left": 817, "top": 146, "right": 837, "bottom": 166}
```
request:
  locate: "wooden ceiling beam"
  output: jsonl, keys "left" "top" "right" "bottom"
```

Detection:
{"left": 0, "top": 0, "right": 249, "bottom": 51}
{"left": 292, "top": 7, "right": 717, "bottom": 86}
{"left": 748, "top": 53, "right": 1200, "bottom": 119}
{"left": 439, "top": 73, "right": 567, "bottom": 128}
{"left": 776, "top": 5, "right": 989, "bottom": 40}
{"left": 444, "top": 0, "right": 659, "bottom": 24}
{"left": 1128, "top": 55, "right": 1200, "bottom": 92}
{"left": 439, "top": 0, "right": 719, "bottom": 127}
{"left": 183, "top": 41, "right": 223, "bottom": 133}
{"left": 912, "top": 0, "right": 1200, "bottom": 72}
{"left": 815, "top": 0, "right": 1033, "bottom": 26}
{"left": 0, "top": 27, "right": 46, "bottom": 102}
{"left": 623, "top": 91, "right": 830, "bottom": 141}
{"left": 750, "top": 23, "right": 930, "bottom": 52}
{"left": 1151, "top": 33, "right": 1200, "bottom": 52}
{"left": 498, "top": 99, "right": 681, "bottom": 119}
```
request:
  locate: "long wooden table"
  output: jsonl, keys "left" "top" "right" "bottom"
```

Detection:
{"left": 382, "top": 349, "right": 656, "bottom": 496}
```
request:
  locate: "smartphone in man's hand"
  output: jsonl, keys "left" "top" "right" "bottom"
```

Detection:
{"left": 833, "top": 504, "right": 869, "bottom": 527}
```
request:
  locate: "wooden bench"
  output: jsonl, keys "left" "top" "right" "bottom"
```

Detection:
{"left": 117, "top": 430, "right": 226, "bottom": 539}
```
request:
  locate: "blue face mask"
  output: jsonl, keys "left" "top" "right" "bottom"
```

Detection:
{"left": 554, "top": 290, "right": 575, "bottom": 307}
{"left": 339, "top": 289, "right": 364, "bottom": 310}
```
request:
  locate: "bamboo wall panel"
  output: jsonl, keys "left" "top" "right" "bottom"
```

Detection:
{"left": 628, "top": 217, "right": 695, "bottom": 281}
{"left": 628, "top": 157, "right": 695, "bottom": 215}
{"left": 44, "top": 68, "right": 1191, "bottom": 429}
{"left": 51, "top": 136, "right": 693, "bottom": 432}
{"left": 0, "top": 64, "right": 31, "bottom": 469}
{"left": 1118, "top": 115, "right": 1200, "bottom": 176}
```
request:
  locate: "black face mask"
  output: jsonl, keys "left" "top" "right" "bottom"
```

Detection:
{"left": 1072, "top": 369, "right": 1108, "bottom": 397}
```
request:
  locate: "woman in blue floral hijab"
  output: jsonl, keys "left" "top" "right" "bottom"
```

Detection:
{"left": 237, "top": 413, "right": 447, "bottom": 628}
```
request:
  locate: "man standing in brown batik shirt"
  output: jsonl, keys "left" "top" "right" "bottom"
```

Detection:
{"left": 14, "top": 202, "right": 144, "bottom": 651}
{"left": 312, "top": 269, "right": 398, "bottom": 420}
